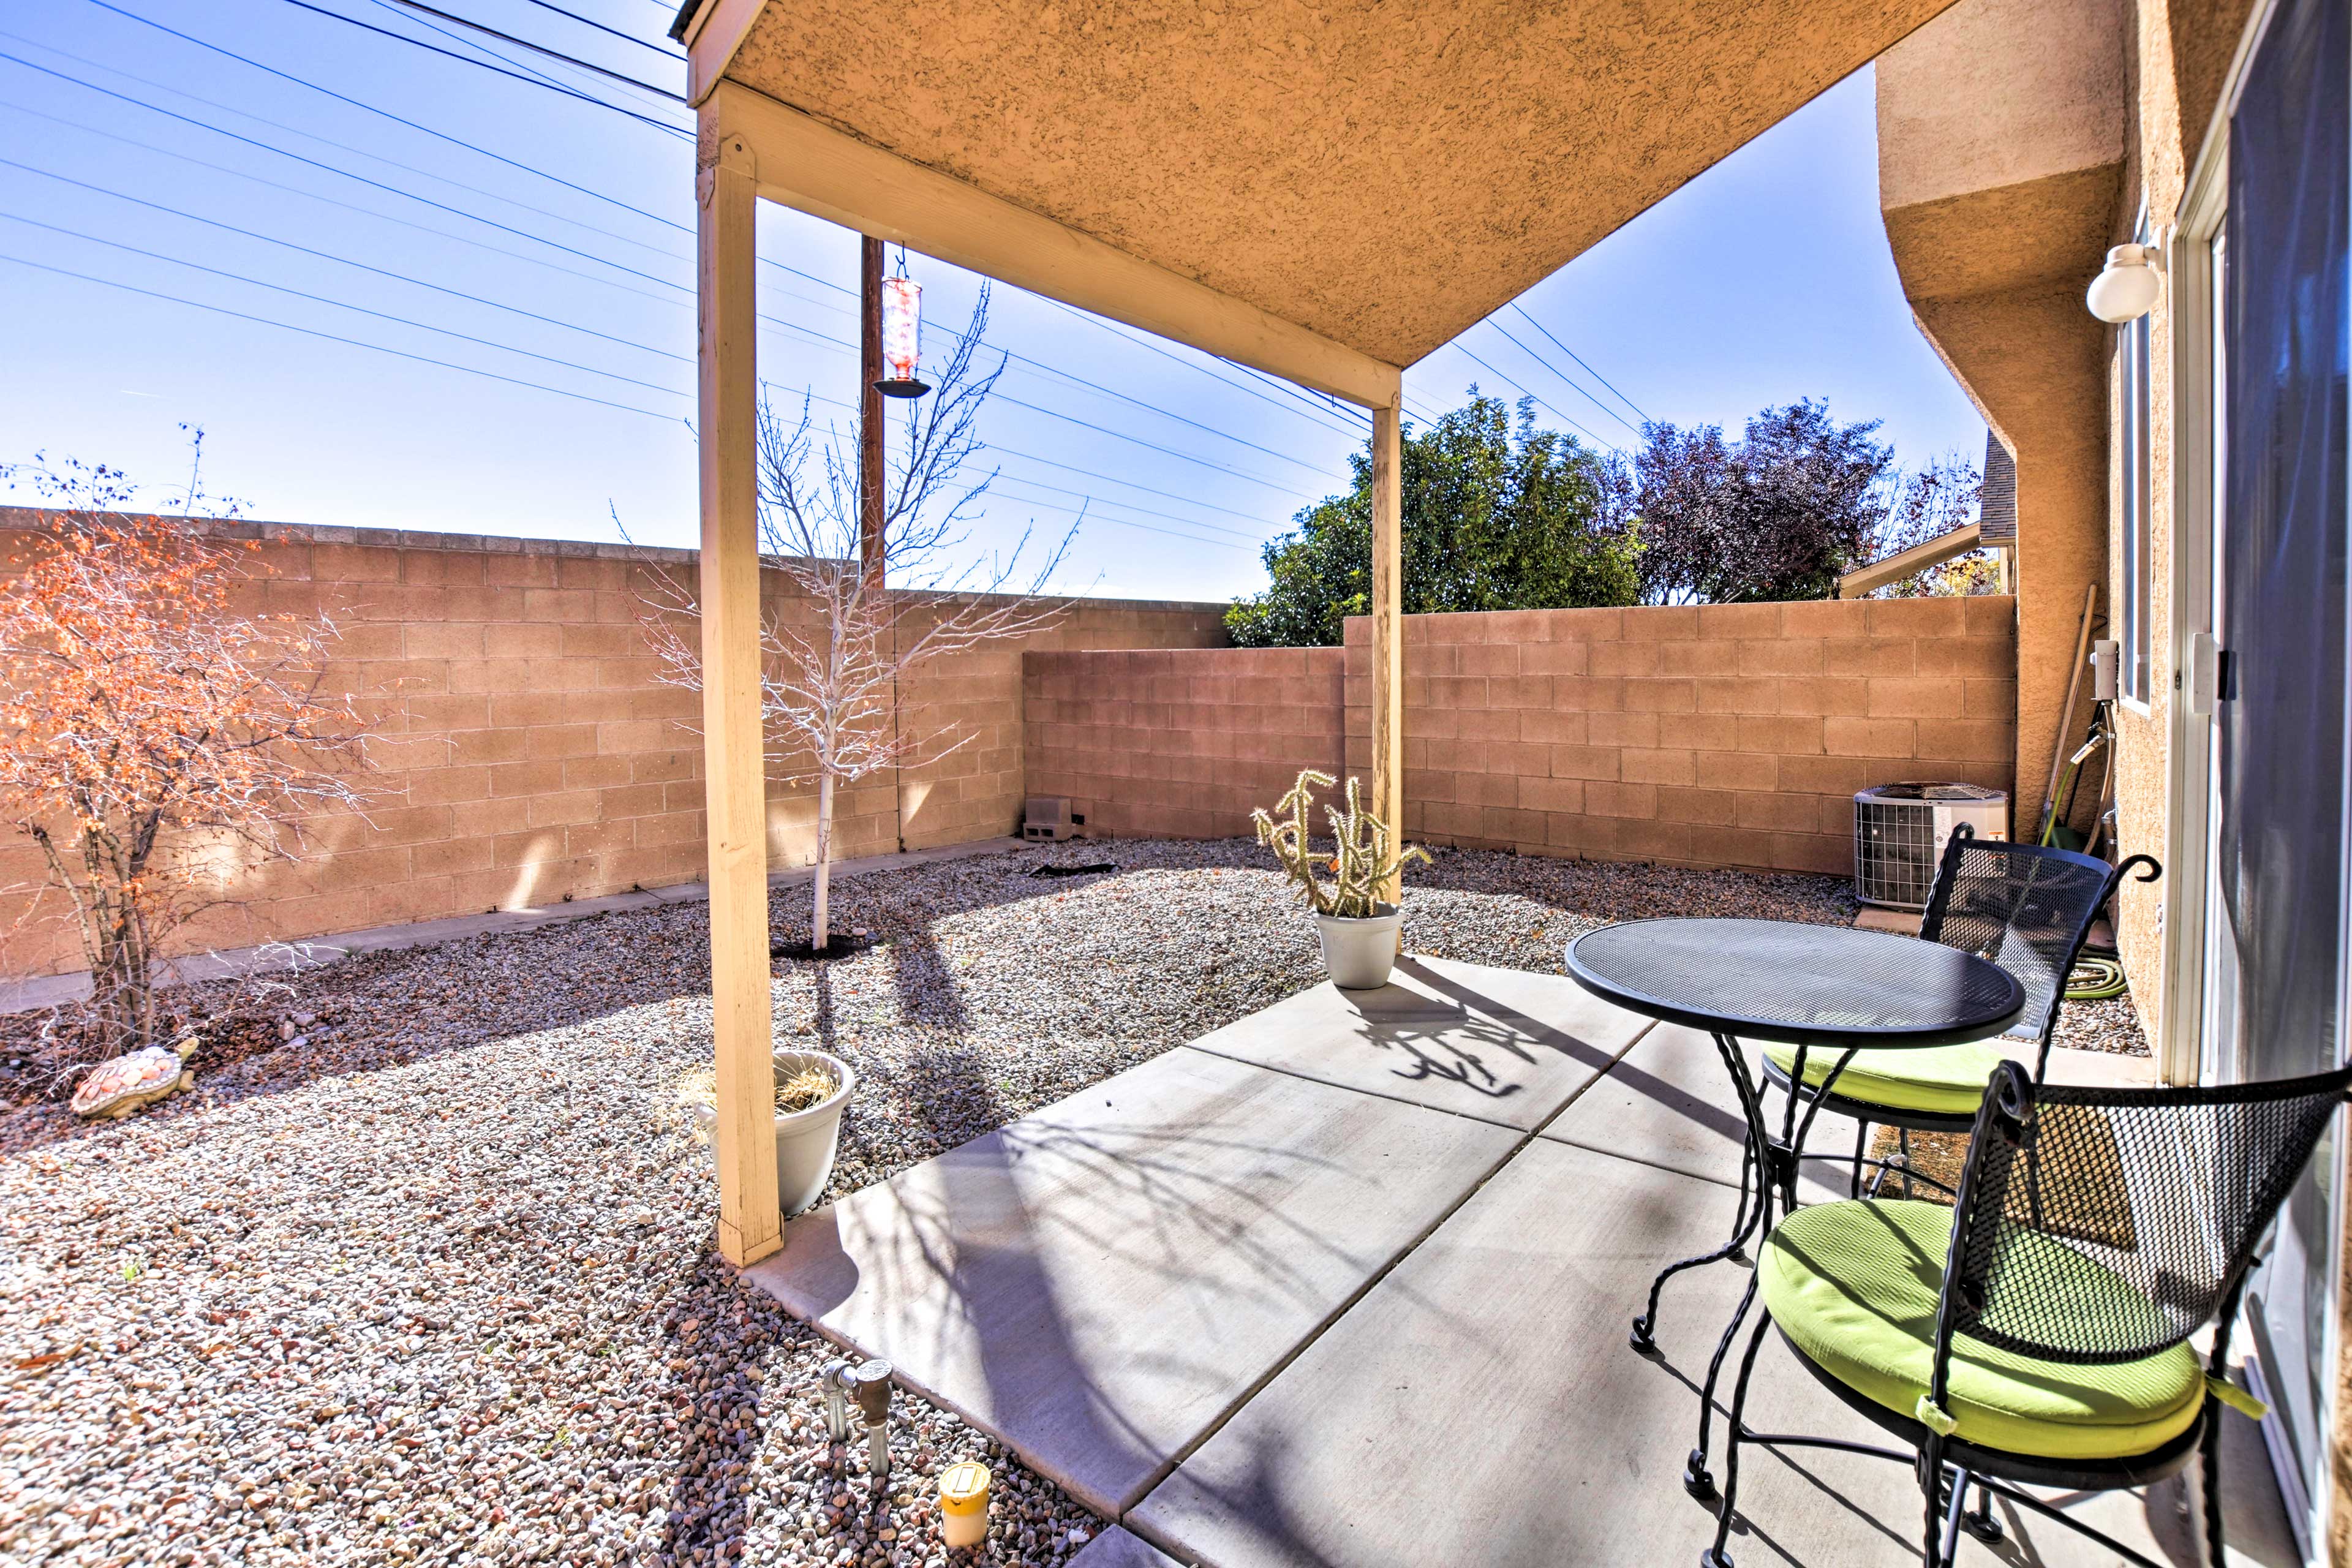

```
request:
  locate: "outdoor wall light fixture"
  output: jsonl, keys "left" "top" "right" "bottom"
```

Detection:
{"left": 2086, "top": 243, "right": 2165, "bottom": 323}
{"left": 875, "top": 255, "right": 929, "bottom": 398}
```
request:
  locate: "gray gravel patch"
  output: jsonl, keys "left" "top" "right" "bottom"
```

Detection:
{"left": 0, "top": 837, "right": 2139, "bottom": 1566}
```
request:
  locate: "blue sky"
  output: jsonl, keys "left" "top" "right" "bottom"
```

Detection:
{"left": 0, "top": 0, "right": 1986, "bottom": 603}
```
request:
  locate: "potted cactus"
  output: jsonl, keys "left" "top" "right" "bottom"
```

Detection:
{"left": 1253, "top": 769, "right": 1431, "bottom": 989}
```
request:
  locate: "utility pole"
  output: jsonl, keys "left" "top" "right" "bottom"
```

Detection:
{"left": 859, "top": 235, "right": 886, "bottom": 590}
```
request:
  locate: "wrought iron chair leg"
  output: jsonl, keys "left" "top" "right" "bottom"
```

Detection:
{"left": 1898, "top": 1126, "right": 1913, "bottom": 1199}
{"left": 1935, "top": 1463, "right": 1970, "bottom": 1568}
{"left": 1698, "top": 1310, "right": 1774, "bottom": 1568}
{"left": 1685, "top": 1272, "right": 1761, "bottom": 1501}
{"left": 1851, "top": 1117, "right": 1869, "bottom": 1199}
{"left": 1916, "top": 1438, "right": 1949, "bottom": 1568}
{"left": 2201, "top": 1403, "right": 2226, "bottom": 1568}
{"left": 1959, "top": 1473, "right": 2002, "bottom": 1544}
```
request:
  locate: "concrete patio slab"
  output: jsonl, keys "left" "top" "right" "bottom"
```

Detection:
{"left": 744, "top": 1042, "right": 1521, "bottom": 1517}
{"left": 1131, "top": 1137, "right": 2294, "bottom": 1568}
{"left": 1068, "top": 1524, "right": 1186, "bottom": 1568}
{"left": 1181, "top": 954, "right": 1651, "bottom": 1130}
{"left": 1541, "top": 1022, "right": 1861, "bottom": 1201}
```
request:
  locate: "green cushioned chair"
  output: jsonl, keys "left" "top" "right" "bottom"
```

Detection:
{"left": 1694, "top": 1060, "right": 2352, "bottom": 1568}
{"left": 1760, "top": 826, "right": 2159, "bottom": 1198}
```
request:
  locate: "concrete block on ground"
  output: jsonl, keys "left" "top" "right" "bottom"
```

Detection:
{"left": 744, "top": 1045, "right": 1519, "bottom": 1517}
{"left": 1181, "top": 955, "right": 1652, "bottom": 1131}
{"left": 1854, "top": 905, "right": 1924, "bottom": 935}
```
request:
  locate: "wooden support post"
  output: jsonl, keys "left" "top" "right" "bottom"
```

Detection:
{"left": 1369, "top": 398, "right": 1404, "bottom": 905}
{"left": 696, "top": 121, "right": 782, "bottom": 1268}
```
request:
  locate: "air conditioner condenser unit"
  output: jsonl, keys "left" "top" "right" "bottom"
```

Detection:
{"left": 1852, "top": 782, "right": 2009, "bottom": 910}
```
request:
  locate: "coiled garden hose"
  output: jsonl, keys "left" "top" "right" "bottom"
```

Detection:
{"left": 2067, "top": 957, "right": 2128, "bottom": 1001}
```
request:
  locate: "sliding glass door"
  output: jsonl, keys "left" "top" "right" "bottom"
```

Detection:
{"left": 2211, "top": 0, "right": 2349, "bottom": 1539}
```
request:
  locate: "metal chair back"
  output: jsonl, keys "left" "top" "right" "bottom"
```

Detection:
{"left": 1917, "top": 827, "right": 2160, "bottom": 1070}
{"left": 1935, "top": 1060, "right": 2352, "bottom": 1376}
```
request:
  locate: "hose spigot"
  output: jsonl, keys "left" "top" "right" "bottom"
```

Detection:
{"left": 819, "top": 1358, "right": 853, "bottom": 1443}
{"left": 848, "top": 1359, "right": 893, "bottom": 1487}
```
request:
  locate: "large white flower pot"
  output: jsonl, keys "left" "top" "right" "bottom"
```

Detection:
{"left": 1314, "top": 905, "right": 1402, "bottom": 990}
{"left": 770, "top": 1048, "right": 855, "bottom": 1216}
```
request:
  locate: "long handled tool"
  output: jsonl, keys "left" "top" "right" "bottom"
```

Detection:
{"left": 2035, "top": 583, "right": 2101, "bottom": 846}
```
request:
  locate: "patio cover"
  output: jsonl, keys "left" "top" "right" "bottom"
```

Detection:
{"left": 668, "top": 0, "right": 1964, "bottom": 1265}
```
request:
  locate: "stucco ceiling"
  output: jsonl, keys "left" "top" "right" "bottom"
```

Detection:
{"left": 718, "top": 0, "right": 1958, "bottom": 368}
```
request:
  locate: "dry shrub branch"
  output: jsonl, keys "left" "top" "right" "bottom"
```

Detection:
{"left": 0, "top": 442, "right": 377, "bottom": 1072}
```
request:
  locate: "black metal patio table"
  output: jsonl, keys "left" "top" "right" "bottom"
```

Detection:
{"left": 1561, "top": 916, "right": 2024, "bottom": 1500}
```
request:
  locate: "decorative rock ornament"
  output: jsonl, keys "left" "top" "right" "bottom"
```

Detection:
{"left": 70, "top": 1037, "right": 198, "bottom": 1120}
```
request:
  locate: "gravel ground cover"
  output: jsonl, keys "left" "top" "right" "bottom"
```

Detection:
{"left": 0, "top": 838, "right": 2145, "bottom": 1566}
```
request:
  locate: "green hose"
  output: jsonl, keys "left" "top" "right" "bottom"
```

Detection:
{"left": 2067, "top": 957, "right": 2128, "bottom": 1001}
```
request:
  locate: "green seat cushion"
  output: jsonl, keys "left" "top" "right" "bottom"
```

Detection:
{"left": 1762, "top": 1038, "right": 2008, "bottom": 1115}
{"left": 1758, "top": 1199, "right": 2204, "bottom": 1460}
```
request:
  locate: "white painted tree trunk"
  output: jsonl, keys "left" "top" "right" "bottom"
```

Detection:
{"left": 812, "top": 769, "right": 835, "bottom": 952}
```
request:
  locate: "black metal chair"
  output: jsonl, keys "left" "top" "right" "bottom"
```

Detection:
{"left": 1761, "top": 826, "right": 2161, "bottom": 1197}
{"left": 1700, "top": 1058, "right": 2352, "bottom": 1568}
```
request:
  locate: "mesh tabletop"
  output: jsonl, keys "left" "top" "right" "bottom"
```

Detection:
{"left": 1564, "top": 918, "right": 2025, "bottom": 1047}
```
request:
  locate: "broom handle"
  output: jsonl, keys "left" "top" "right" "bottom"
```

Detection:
{"left": 2037, "top": 582, "right": 2100, "bottom": 845}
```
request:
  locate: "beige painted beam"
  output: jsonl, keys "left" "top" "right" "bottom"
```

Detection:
{"left": 1836, "top": 521, "right": 1984, "bottom": 598}
{"left": 677, "top": 0, "right": 763, "bottom": 106}
{"left": 696, "top": 119, "right": 782, "bottom": 1268}
{"left": 701, "top": 80, "right": 1404, "bottom": 410}
{"left": 1369, "top": 401, "right": 1404, "bottom": 903}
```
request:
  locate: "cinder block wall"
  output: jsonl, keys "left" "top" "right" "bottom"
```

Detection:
{"left": 0, "top": 515, "right": 1225, "bottom": 976}
{"left": 1025, "top": 597, "right": 2018, "bottom": 876}
{"left": 1343, "top": 598, "right": 2016, "bottom": 875}
{"left": 1022, "top": 647, "right": 1347, "bottom": 838}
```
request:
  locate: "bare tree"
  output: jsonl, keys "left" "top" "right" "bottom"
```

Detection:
{"left": 1861, "top": 453, "right": 1996, "bottom": 597}
{"left": 643, "top": 285, "right": 1073, "bottom": 952}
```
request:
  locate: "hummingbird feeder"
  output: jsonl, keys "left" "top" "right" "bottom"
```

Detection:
{"left": 874, "top": 260, "right": 929, "bottom": 399}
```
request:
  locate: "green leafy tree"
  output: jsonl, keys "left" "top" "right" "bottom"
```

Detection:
{"left": 1225, "top": 394, "right": 1640, "bottom": 647}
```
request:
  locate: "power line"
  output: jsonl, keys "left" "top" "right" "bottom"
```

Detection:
{"left": 1, "top": 26, "right": 688, "bottom": 266}
{"left": 0, "top": 52, "right": 688, "bottom": 292}
{"left": 0, "top": 156, "right": 688, "bottom": 365}
{"left": 986, "top": 481, "right": 1246, "bottom": 551}
{"left": 264, "top": 0, "right": 688, "bottom": 134}
{"left": 1485, "top": 317, "right": 1643, "bottom": 440}
{"left": 7, "top": 242, "right": 1249, "bottom": 554}
{"left": 2, "top": 159, "right": 1289, "bottom": 532}
{"left": 510, "top": 0, "right": 684, "bottom": 59}
{"left": 81, "top": 0, "right": 687, "bottom": 235}
{"left": 0, "top": 209, "right": 690, "bottom": 398}
{"left": 363, "top": 0, "right": 676, "bottom": 121}
{"left": 1450, "top": 342, "right": 1621, "bottom": 454}
{"left": 34, "top": 3, "right": 1334, "bottom": 514}
{"left": 73, "top": 0, "right": 1363, "bottom": 469}
{"left": 749, "top": 311, "right": 1319, "bottom": 499}
{"left": 1035, "top": 295, "right": 1365, "bottom": 440}
{"left": 1508, "top": 303, "right": 1652, "bottom": 426}
{"left": 44, "top": 8, "right": 1356, "bottom": 478}
{"left": 0, "top": 86, "right": 1319, "bottom": 508}
{"left": 375, "top": 0, "right": 683, "bottom": 100}
{"left": 361, "top": 0, "right": 589, "bottom": 104}
{"left": 0, "top": 250, "right": 684, "bottom": 420}
{"left": 0, "top": 97, "right": 689, "bottom": 311}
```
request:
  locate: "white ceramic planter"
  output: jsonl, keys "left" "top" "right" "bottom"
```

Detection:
{"left": 770, "top": 1048, "right": 856, "bottom": 1216}
{"left": 1314, "top": 904, "right": 1401, "bottom": 990}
